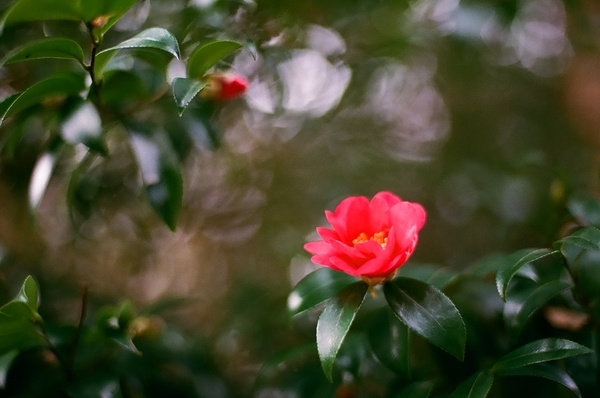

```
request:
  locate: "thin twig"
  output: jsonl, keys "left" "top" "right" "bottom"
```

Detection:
{"left": 67, "top": 282, "right": 89, "bottom": 380}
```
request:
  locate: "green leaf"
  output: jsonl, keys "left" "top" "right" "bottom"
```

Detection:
{"left": 316, "top": 281, "right": 368, "bottom": 381}
{"left": 554, "top": 227, "right": 600, "bottom": 253}
{"left": 95, "top": 28, "right": 180, "bottom": 77}
{"left": 187, "top": 40, "right": 245, "bottom": 79}
{"left": 0, "top": 315, "right": 46, "bottom": 354}
{"left": 383, "top": 277, "right": 466, "bottom": 361}
{"left": 496, "top": 363, "right": 582, "bottom": 398}
{"left": 492, "top": 338, "right": 593, "bottom": 371}
{"left": 0, "top": 350, "right": 18, "bottom": 388}
{"left": 393, "top": 380, "right": 433, "bottom": 398}
{"left": 0, "top": 73, "right": 85, "bottom": 130}
{"left": 171, "top": 78, "right": 206, "bottom": 116}
{"left": 288, "top": 268, "right": 357, "bottom": 316}
{"left": 0, "top": 277, "right": 47, "bottom": 356}
{"left": 0, "top": 38, "right": 84, "bottom": 68}
{"left": 368, "top": 310, "right": 410, "bottom": 377}
{"left": 397, "top": 263, "right": 457, "bottom": 289}
{"left": 449, "top": 371, "right": 494, "bottom": 398}
{"left": 28, "top": 141, "right": 64, "bottom": 218}
{"left": 15, "top": 276, "right": 39, "bottom": 312}
{"left": 507, "top": 280, "right": 572, "bottom": 335}
{"left": 1, "top": 0, "right": 81, "bottom": 29}
{"left": 0, "top": 0, "right": 136, "bottom": 33}
{"left": 128, "top": 127, "right": 183, "bottom": 230}
{"left": 81, "top": 0, "right": 137, "bottom": 34}
{"left": 60, "top": 101, "right": 105, "bottom": 153}
{"left": 495, "top": 248, "right": 557, "bottom": 301}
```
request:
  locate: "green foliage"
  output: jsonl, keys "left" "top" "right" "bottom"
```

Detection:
{"left": 94, "top": 27, "right": 181, "bottom": 77}
{"left": 186, "top": 40, "right": 246, "bottom": 80}
{"left": 0, "top": 277, "right": 45, "bottom": 357}
{"left": 0, "top": 38, "right": 85, "bottom": 68}
{"left": 496, "top": 248, "right": 558, "bottom": 300}
{"left": 2, "top": 0, "right": 600, "bottom": 397}
{"left": 496, "top": 364, "right": 583, "bottom": 398}
{"left": 316, "top": 281, "right": 368, "bottom": 381}
{"left": 0, "top": 0, "right": 247, "bottom": 230}
{"left": 384, "top": 277, "right": 466, "bottom": 361}
{"left": 172, "top": 78, "right": 207, "bottom": 115}
{"left": 287, "top": 268, "right": 357, "bottom": 316}
{"left": 492, "top": 338, "right": 593, "bottom": 371}
{"left": 449, "top": 371, "right": 494, "bottom": 398}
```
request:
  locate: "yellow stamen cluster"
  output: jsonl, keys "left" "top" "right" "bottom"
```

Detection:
{"left": 352, "top": 231, "right": 388, "bottom": 248}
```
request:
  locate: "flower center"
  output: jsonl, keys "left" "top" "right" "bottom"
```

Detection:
{"left": 352, "top": 231, "right": 388, "bottom": 248}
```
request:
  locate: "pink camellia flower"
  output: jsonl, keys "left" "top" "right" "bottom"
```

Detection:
{"left": 201, "top": 72, "right": 248, "bottom": 102}
{"left": 304, "top": 191, "right": 426, "bottom": 285}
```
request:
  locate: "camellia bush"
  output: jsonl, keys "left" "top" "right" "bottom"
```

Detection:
{"left": 1, "top": 0, "right": 600, "bottom": 397}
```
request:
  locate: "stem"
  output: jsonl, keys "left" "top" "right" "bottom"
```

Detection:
{"left": 67, "top": 282, "right": 88, "bottom": 380}
{"left": 85, "top": 24, "right": 102, "bottom": 101}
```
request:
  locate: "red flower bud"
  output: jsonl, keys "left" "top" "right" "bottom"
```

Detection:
{"left": 304, "top": 192, "right": 426, "bottom": 284}
{"left": 201, "top": 72, "right": 248, "bottom": 102}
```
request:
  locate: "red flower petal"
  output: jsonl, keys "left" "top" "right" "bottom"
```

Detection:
{"left": 325, "top": 196, "right": 370, "bottom": 242}
{"left": 305, "top": 192, "right": 426, "bottom": 282}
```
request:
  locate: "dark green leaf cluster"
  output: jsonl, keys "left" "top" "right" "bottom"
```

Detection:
{"left": 0, "top": 0, "right": 249, "bottom": 230}
{"left": 282, "top": 223, "right": 600, "bottom": 397}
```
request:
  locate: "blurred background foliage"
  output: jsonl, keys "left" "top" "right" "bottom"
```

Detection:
{"left": 1, "top": 0, "right": 600, "bottom": 396}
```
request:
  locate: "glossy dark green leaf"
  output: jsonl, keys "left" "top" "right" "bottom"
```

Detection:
{"left": 28, "top": 142, "right": 63, "bottom": 218}
{"left": 496, "top": 363, "right": 582, "bottom": 398}
{"left": 187, "top": 40, "right": 245, "bottom": 79}
{"left": 288, "top": 268, "right": 357, "bottom": 316}
{"left": 554, "top": 227, "right": 600, "bottom": 253}
{"left": 0, "top": 0, "right": 81, "bottom": 29}
{"left": 384, "top": 277, "right": 466, "bottom": 361}
{"left": 496, "top": 248, "right": 557, "bottom": 301}
{"left": 171, "top": 78, "right": 206, "bottom": 115}
{"left": 128, "top": 127, "right": 183, "bottom": 230}
{"left": 567, "top": 194, "right": 600, "bottom": 226}
{"left": 368, "top": 310, "right": 410, "bottom": 377}
{"left": 449, "top": 371, "right": 494, "bottom": 398}
{"left": 0, "top": 38, "right": 84, "bottom": 68}
{"left": 397, "top": 263, "right": 457, "bottom": 289}
{"left": 393, "top": 380, "right": 433, "bottom": 398}
{"left": 492, "top": 338, "right": 593, "bottom": 371}
{"left": 95, "top": 28, "right": 180, "bottom": 77}
{"left": 316, "top": 281, "right": 368, "bottom": 381}
{"left": 0, "top": 350, "right": 18, "bottom": 388}
{"left": 0, "top": 73, "right": 86, "bottom": 129}
{"left": 509, "top": 280, "right": 572, "bottom": 335}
